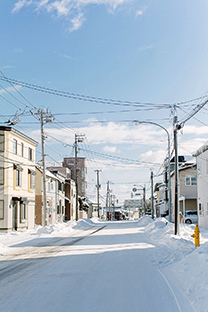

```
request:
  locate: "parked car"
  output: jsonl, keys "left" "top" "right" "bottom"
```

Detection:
{"left": 184, "top": 210, "right": 198, "bottom": 224}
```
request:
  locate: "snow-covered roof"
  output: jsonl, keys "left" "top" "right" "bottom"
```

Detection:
{"left": 192, "top": 141, "right": 208, "bottom": 157}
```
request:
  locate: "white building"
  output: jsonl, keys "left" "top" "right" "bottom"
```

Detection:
{"left": 171, "top": 163, "right": 197, "bottom": 218}
{"left": 0, "top": 126, "right": 38, "bottom": 232}
{"left": 193, "top": 144, "right": 208, "bottom": 229}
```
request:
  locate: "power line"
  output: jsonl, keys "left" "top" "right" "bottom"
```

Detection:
{"left": 1, "top": 75, "right": 206, "bottom": 110}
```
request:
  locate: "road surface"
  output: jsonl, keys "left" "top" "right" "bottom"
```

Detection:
{"left": 0, "top": 221, "right": 193, "bottom": 312}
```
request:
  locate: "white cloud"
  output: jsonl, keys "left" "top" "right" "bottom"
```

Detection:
{"left": 34, "top": 122, "right": 172, "bottom": 147}
{"left": 102, "top": 145, "right": 117, "bottom": 153}
{"left": 53, "top": 52, "right": 72, "bottom": 59}
{"left": 182, "top": 125, "right": 208, "bottom": 135}
{"left": 135, "top": 6, "right": 147, "bottom": 17}
{"left": 138, "top": 45, "right": 153, "bottom": 52}
{"left": 69, "top": 12, "right": 85, "bottom": 32}
{"left": 139, "top": 149, "right": 167, "bottom": 165}
{"left": 12, "top": 0, "right": 133, "bottom": 31}
{"left": 12, "top": 0, "right": 32, "bottom": 13}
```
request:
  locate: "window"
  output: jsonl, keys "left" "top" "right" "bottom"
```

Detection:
{"left": 81, "top": 181, "right": 87, "bottom": 193}
{"left": 185, "top": 176, "right": 197, "bottom": 186}
{"left": 31, "top": 174, "right": 35, "bottom": 189}
{"left": 28, "top": 148, "right": 33, "bottom": 161}
{"left": 48, "top": 182, "right": 50, "bottom": 192}
{"left": 191, "top": 176, "right": 197, "bottom": 185}
{"left": 0, "top": 134, "right": 4, "bottom": 152}
{"left": 0, "top": 200, "right": 4, "bottom": 219}
{"left": 51, "top": 182, "right": 53, "bottom": 191}
{"left": 13, "top": 139, "right": 17, "bottom": 155}
{"left": 20, "top": 203, "right": 26, "bottom": 220}
{"left": 14, "top": 165, "right": 23, "bottom": 187}
{"left": 198, "top": 165, "right": 201, "bottom": 177}
{"left": 0, "top": 167, "right": 4, "bottom": 185}
{"left": 16, "top": 169, "right": 21, "bottom": 186}
{"left": 81, "top": 167, "right": 87, "bottom": 179}
{"left": 28, "top": 169, "right": 36, "bottom": 189}
{"left": 21, "top": 143, "right": 24, "bottom": 157}
{"left": 199, "top": 203, "right": 204, "bottom": 216}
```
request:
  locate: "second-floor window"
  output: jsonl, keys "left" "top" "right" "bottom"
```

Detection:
{"left": 0, "top": 168, "right": 4, "bottom": 185}
{"left": 28, "top": 170, "right": 36, "bottom": 189}
{"left": 13, "top": 139, "right": 17, "bottom": 155}
{"left": 185, "top": 176, "right": 197, "bottom": 186}
{"left": 21, "top": 143, "right": 24, "bottom": 157}
{"left": 0, "top": 200, "right": 4, "bottom": 219}
{"left": 14, "top": 165, "right": 23, "bottom": 187}
{"left": 0, "top": 134, "right": 4, "bottom": 152}
{"left": 16, "top": 169, "right": 21, "bottom": 187}
{"left": 28, "top": 148, "right": 33, "bottom": 161}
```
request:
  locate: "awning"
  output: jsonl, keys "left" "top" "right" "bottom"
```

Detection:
{"left": 65, "top": 196, "right": 71, "bottom": 203}
{"left": 14, "top": 164, "right": 23, "bottom": 171}
{"left": 28, "top": 169, "right": 36, "bottom": 175}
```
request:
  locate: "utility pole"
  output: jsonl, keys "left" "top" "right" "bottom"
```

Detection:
{"left": 95, "top": 170, "right": 101, "bottom": 218}
{"left": 106, "top": 181, "right": 110, "bottom": 220}
{"left": 33, "top": 108, "right": 53, "bottom": 226}
{"left": 75, "top": 133, "right": 85, "bottom": 221}
{"left": 151, "top": 171, "right": 154, "bottom": 219}
{"left": 143, "top": 186, "right": 146, "bottom": 216}
{"left": 40, "top": 111, "right": 47, "bottom": 226}
{"left": 174, "top": 115, "right": 179, "bottom": 235}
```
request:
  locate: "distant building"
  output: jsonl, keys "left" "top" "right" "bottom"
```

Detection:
{"left": 63, "top": 157, "right": 87, "bottom": 198}
{"left": 0, "top": 126, "right": 38, "bottom": 232}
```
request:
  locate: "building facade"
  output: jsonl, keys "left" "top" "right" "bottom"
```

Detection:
{"left": 171, "top": 164, "right": 197, "bottom": 218}
{"left": 193, "top": 144, "right": 208, "bottom": 229}
{"left": 63, "top": 157, "right": 87, "bottom": 198}
{"left": 0, "top": 126, "right": 38, "bottom": 232}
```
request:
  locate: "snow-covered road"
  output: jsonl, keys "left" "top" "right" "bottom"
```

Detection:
{"left": 0, "top": 220, "right": 195, "bottom": 312}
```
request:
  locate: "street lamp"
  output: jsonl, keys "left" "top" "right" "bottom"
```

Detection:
{"left": 133, "top": 120, "right": 172, "bottom": 222}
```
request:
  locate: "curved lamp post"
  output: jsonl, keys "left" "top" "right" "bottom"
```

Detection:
{"left": 132, "top": 120, "right": 172, "bottom": 222}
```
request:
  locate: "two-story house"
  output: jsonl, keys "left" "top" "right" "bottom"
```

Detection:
{"left": 193, "top": 143, "right": 208, "bottom": 229}
{"left": 154, "top": 183, "right": 168, "bottom": 217}
{"left": 171, "top": 163, "right": 197, "bottom": 218}
{"left": 35, "top": 166, "right": 58, "bottom": 225}
{"left": 46, "top": 167, "right": 67, "bottom": 223}
{"left": 0, "top": 126, "right": 38, "bottom": 232}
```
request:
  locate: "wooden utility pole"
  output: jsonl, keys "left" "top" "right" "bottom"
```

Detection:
{"left": 95, "top": 170, "right": 101, "bottom": 218}
{"left": 174, "top": 115, "right": 179, "bottom": 235}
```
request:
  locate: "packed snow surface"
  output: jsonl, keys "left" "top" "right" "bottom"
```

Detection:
{"left": 0, "top": 217, "right": 208, "bottom": 311}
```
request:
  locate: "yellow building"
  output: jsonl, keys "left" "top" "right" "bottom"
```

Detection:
{"left": 0, "top": 126, "right": 38, "bottom": 232}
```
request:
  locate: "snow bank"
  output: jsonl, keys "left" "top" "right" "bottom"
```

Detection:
{"left": 140, "top": 217, "right": 208, "bottom": 311}
{"left": 72, "top": 219, "right": 94, "bottom": 230}
{"left": 144, "top": 217, "right": 168, "bottom": 233}
{"left": 0, "top": 218, "right": 97, "bottom": 250}
{"left": 37, "top": 221, "right": 76, "bottom": 235}
{"left": 137, "top": 215, "right": 153, "bottom": 227}
{"left": 0, "top": 242, "right": 7, "bottom": 253}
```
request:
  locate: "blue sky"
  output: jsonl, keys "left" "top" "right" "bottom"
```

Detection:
{"left": 1, "top": 0, "right": 208, "bottom": 204}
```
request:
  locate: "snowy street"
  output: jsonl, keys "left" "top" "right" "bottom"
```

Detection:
{"left": 0, "top": 218, "right": 208, "bottom": 312}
